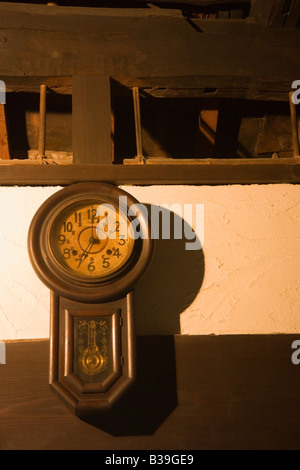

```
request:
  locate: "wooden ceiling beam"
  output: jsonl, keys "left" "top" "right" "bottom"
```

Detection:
{"left": 0, "top": 160, "right": 299, "bottom": 186}
{"left": 0, "top": 3, "right": 298, "bottom": 101}
{"left": 3, "top": 75, "right": 294, "bottom": 102}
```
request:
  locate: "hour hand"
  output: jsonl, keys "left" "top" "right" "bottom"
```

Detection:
{"left": 76, "top": 251, "right": 88, "bottom": 268}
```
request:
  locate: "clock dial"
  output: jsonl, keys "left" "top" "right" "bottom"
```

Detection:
{"left": 49, "top": 200, "right": 135, "bottom": 280}
{"left": 28, "top": 182, "right": 152, "bottom": 303}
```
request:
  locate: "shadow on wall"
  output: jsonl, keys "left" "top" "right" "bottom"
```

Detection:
{"left": 134, "top": 204, "right": 205, "bottom": 335}
{"left": 83, "top": 206, "right": 205, "bottom": 435}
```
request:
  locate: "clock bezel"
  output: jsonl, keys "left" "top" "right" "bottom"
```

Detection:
{"left": 47, "top": 197, "right": 138, "bottom": 284}
{"left": 28, "top": 182, "right": 153, "bottom": 303}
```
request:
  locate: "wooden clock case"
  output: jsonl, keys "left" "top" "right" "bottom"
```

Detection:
{"left": 28, "top": 182, "right": 153, "bottom": 417}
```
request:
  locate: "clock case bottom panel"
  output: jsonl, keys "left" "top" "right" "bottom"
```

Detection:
{"left": 49, "top": 291, "right": 136, "bottom": 417}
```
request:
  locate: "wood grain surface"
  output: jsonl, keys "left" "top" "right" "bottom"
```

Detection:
{"left": 0, "top": 3, "right": 298, "bottom": 101}
{"left": 0, "top": 335, "right": 300, "bottom": 450}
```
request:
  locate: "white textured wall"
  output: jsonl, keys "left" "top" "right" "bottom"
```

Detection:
{"left": 0, "top": 184, "right": 299, "bottom": 339}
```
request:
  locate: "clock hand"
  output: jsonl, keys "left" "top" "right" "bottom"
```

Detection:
{"left": 76, "top": 238, "right": 93, "bottom": 269}
{"left": 84, "top": 238, "right": 94, "bottom": 253}
{"left": 77, "top": 252, "right": 88, "bottom": 268}
{"left": 77, "top": 230, "right": 99, "bottom": 269}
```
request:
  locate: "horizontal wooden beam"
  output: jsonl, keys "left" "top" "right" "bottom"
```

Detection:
{"left": 5, "top": 76, "right": 72, "bottom": 95}
{"left": 3, "top": 75, "right": 293, "bottom": 102}
{"left": 0, "top": 3, "right": 298, "bottom": 101}
{"left": 0, "top": 159, "right": 299, "bottom": 185}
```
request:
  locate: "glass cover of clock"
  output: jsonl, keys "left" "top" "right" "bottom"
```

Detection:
{"left": 49, "top": 200, "right": 135, "bottom": 280}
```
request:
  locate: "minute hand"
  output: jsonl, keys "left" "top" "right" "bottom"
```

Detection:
{"left": 77, "top": 237, "right": 94, "bottom": 268}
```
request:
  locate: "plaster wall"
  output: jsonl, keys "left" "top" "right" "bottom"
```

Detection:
{"left": 0, "top": 184, "right": 299, "bottom": 339}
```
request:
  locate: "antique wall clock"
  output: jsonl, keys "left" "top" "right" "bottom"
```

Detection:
{"left": 28, "top": 182, "right": 153, "bottom": 417}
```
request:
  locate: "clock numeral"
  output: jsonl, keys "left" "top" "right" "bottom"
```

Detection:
{"left": 58, "top": 234, "right": 66, "bottom": 245}
{"left": 87, "top": 208, "right": 99, "bottom": 223}
{"left": 102, "top": 257, "right": 110, "bottom": 269}
{"left": 75, "top": 253, "right": 87, "bottom": 268}
{"left": 88, "top": 261, "right": 95, "bottom": 272}
{"left": 63, "top": 221, "right": 73, "bottom": 233}
{"left": 63, "top": 248, "right": 71, "bottom": 259}
{"left": 74, "top": 212, "right": 82, "bottom": 227}
{"left": 118, "top": 234, "right": 126, "bottom": 246}
{"left": 109, "top": 220, "right": 120, "bottom": 234}
{"left": 112, "top": 248, "right": 121, "bottom": 258}
{"left": 87, "top": 208, "right": 96, "bottom": 219}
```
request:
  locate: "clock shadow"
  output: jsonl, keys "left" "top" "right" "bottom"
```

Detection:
{"left": 134, "top": 204, "right": 205, "bottom": 336}
{"left": 82, "top": 206, "right": 205, "bottom": 435}
{"left": 83, "top": 335, "right": 177, "bottom": 436}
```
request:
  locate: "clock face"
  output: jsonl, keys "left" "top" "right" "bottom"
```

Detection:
{"left": 28, "top": 182, "right": 153, "bottom": 302}
{"left": 49, "top": 199, "right": 135, "bottom": 281}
